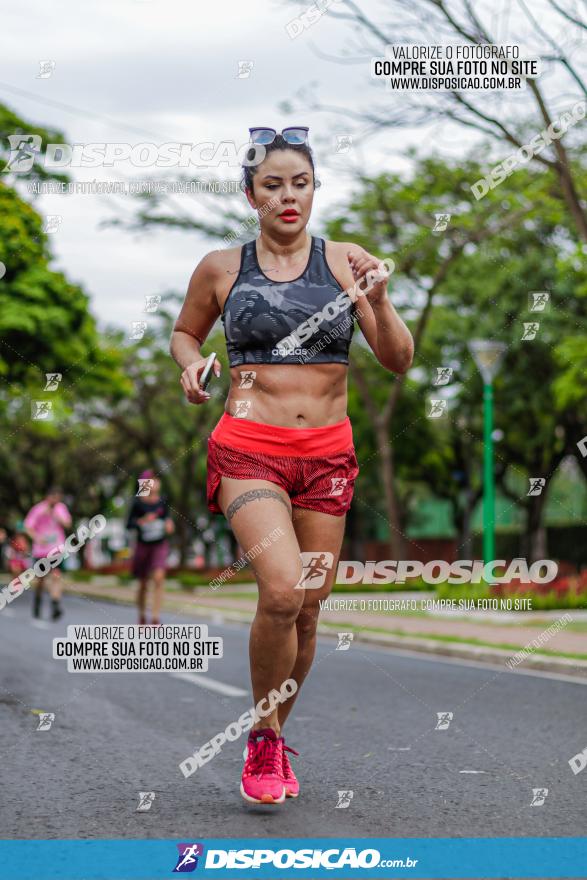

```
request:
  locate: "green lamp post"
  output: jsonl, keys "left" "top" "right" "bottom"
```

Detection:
{"left": 468, "top": 340, "right": 507, "bottom": 564}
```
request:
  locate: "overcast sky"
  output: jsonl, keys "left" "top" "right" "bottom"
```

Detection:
{"left": 1, "top": 0, "right": 579, "bottom": 331}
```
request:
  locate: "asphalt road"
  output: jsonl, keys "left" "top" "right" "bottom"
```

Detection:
{"left": 0, "top": 588, "right": 585, "bottom": 840}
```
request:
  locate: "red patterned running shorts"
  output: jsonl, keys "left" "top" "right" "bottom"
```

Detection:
{"left": 206, "top": 412, "right": 359, "bottom": 517}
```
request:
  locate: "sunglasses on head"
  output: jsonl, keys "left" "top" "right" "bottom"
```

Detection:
{"left": 249, "top": 126, "right": 309, "bottom": 146}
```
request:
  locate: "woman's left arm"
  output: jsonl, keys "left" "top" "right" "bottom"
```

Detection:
{"left": 347, "top": 245, "right": 414, "bottom": 374}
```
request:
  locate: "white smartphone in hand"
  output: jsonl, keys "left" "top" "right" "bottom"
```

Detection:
{"left": 200, "top": 352, "right": 217, "bottom": 391}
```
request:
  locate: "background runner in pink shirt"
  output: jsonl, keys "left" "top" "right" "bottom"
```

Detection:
{"left": 24, "top": 489, "right": 72, "bottom": 620}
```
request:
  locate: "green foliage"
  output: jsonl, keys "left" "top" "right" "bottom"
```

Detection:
{"left": 0, "top": 106, "right": 131, "bottom": 520}
{"left": 435, "top": 581, "right": 587, "bottom": 609}
{"left": 1, "top": 98, "right": 585, "bottom": 562}
{"left": 177, "top": 571, "right": 257, "bottom": 588}
{"left": 327, "top": 152, "right": 587, "bottom": 546}
{"left": 0, "top": 183, "right": 127, "bottom": 393}
{"left": 331, "top": 578, "right": 430, "bottom": 592}
{"left": 0, "top": 102, "right": 69, "bottom": 182}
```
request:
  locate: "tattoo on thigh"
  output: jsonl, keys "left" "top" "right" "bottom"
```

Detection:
{"left": 226, "top": 488, "right": 290, "bottom": 521}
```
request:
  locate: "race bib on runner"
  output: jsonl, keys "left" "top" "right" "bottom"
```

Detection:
{"left": 140, "top": 519, "right": 166, "bottom": 541}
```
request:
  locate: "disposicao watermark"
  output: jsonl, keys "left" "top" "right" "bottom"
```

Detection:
{"left": 2, "top": 136, "right": 269, "bottom": 173}
{"left": 471, "top": 99, "right": 586, "bottom": 199}
{"left": 505, "top": 613, "right": 572, "bottom": 669}
{"left": 179, "top": 678, "right": 298, "bottom": 778}
{"left": 209, "top": 526, "right": 285, "bottom": 590}
{"left": 52, "top": 624, "right": 222, "bottom": 673}
{"left": 0, "top": 515, "right": 106, "bottom": 611}
{"left": 223, "top": 196, "right": 280, "bottom": 245}
{"left": 273, "top": 257, "right": 394, "bottom": 361}
{"left": 294, "top": 556, "right": 558, "bottom": 589}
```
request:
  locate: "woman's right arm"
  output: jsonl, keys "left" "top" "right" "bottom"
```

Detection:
{"left": 170, "top": 252, "right": 223, "bottom": 405}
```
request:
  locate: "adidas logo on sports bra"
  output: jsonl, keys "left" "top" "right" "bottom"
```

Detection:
{"left": 272, "top": 346, "right": 309, "bottom": 357}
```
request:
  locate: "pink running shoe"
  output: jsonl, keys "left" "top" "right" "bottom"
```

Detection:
{"left": 240, "top": 728, "right": 286, "bottom": 804}
{"left": 281, "top": 740, "right": 299, "bottom": 798}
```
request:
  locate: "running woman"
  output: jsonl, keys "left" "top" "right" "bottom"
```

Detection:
{"left": 170, "top": 127, "right": 414, "bottom": 804}
{"left": 24, "top": 489, "right": 72, "bottom": 620}
{"left": 126, "top": 470, "right": 175, "bottom": 626}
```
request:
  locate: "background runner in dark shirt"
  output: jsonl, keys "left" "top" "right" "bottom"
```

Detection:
{"left": 126, "top": 471, "right": 174, "bottom": 626}
{"left": 126, "top": 496, "right": 170, "bottom": 543}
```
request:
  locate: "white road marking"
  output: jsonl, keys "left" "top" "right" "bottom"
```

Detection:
{"left": 460, "top": 770, "right": 488, "bottom": 774}
{"left": 30, "top": 620, "right": 51, "bottom": 630}
{"left": 168, "top": 671, "right": 248, "bottom": 697}
{"left": 388, "top": 746, "right": 411, "bottom": 751}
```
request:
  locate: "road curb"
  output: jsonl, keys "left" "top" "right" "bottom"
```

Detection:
{"left": 331, "top": 628, "right": 587, "bottom": 677}
{"left": 66, "top": 585, "right": 587, "bottom": 680}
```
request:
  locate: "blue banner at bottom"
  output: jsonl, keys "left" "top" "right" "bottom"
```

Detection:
{"left": 1, "top": 837, "right": 586, "bottom": 879}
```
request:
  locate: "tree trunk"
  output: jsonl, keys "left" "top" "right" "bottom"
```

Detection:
{"left": 375, "top": 420, "right": 405, "bottom": 560}
{"left": 522, "top": 490, "right": 549, "bottom": 563}
{"left": 177, "top": 520, "right": 190, "bottom": 567}
{"left": 459, "top": 489, "right": 476, "bottom": 560}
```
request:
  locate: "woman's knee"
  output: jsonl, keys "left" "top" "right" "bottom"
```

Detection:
{"left": 256, "top": 556, "right": 303, "bottom": 593}
{"left": 258, "top": 583, "right": 305, "bottom": 625}
{"left": 296, "top": 604, "right": 320, "bottom": 637}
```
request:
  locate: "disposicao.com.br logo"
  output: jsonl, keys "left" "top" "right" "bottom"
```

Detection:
{"left": 186, "top": 845, "right": 417, "bottom": 870}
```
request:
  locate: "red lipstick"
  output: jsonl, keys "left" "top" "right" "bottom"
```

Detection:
{"left": 278, "top": 209, "right": 300, "bottom": 223}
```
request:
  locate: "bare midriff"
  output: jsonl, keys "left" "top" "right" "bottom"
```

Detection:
{"left": 225, "top": 362, "right": 348, "bottom": 428}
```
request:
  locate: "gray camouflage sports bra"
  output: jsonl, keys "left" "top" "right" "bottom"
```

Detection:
{"left": 221, "top": 236, "right": 356, "bottom": 366}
